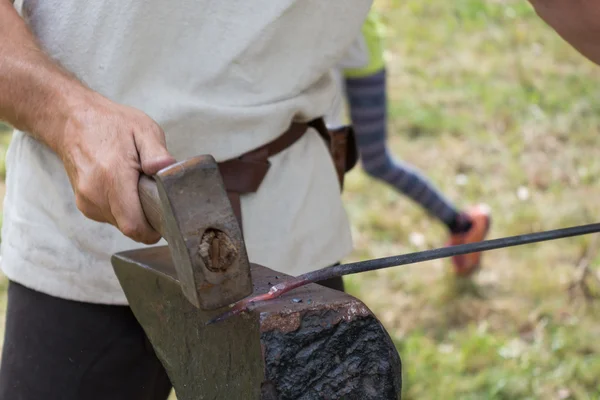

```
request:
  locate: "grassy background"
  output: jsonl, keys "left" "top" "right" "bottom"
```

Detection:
{"left": 3, "top": 0, "right": 600, "bottom": 398}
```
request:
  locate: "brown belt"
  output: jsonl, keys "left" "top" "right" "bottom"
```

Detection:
{"left": 217, "top": 118, "right": 357, "bottom": 229}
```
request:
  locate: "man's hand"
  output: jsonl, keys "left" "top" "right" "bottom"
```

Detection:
{"left": 529, "top": 0, "right": 600, "bottom": 66}
{"left": 60, "top": 94, "right": 176, "bottom": 244}
{"left": 0, "top": 0, "right": 175, "bottom": 244}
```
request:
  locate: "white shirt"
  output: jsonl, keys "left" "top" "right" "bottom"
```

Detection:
{"left": 1, "top": 0, "right": 372, "bottom": 304}
{"left": 326, "top": 34, "right": 372, "bottom": 127}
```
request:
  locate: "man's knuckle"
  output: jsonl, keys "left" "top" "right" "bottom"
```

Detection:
{"left": 75, "top": 180, "right": 95, "bottom": 201}
{"left": 145, "top": 120, "right": 163, "bottom": 137}
{"left": 74, "top": 196, "right": 88, "bottom": 214}
{"left": 74, "top": 196, "right": 100, "bottom": 221}
{"left": 120, "top": 221, "right": 144, "bottom": 240}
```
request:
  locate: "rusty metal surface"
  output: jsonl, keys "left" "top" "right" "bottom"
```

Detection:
{"left": 112, "top": 246, "right": 402, "bottom": 400}
{"left": 153, "top": 154, "right": 252, "bottom": 310}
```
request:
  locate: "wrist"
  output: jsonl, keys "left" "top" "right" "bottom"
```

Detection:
{"left": 29, "top": 76, "right": 96, "bottom": 156}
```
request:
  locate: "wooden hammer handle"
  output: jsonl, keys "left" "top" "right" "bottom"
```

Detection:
{"left": 138, "top": 175, "right": 167, "bottom": 238}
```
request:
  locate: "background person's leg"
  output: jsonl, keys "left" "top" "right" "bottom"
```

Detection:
{"left": 344, "top": 68, "right": 469, "bottom": 233}
{"left": 344, "top": 68, "right": 491, "bottom": 274}
{"left": 0, "top": 281, "right": 172, "bottom": 400}
{"left": 341, "top": 12, "right": 469, "bottom": 232}
{"left": 340, "top": 11, "right": 490, "bottom": 275}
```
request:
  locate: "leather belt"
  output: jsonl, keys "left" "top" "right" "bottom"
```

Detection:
{"left": 217, "top": 118, "right": 339, "bottom": 229}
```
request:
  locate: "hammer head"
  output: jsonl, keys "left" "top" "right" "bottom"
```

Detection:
{"left": 126, "top": 155, "right": 252, "bottom": 310}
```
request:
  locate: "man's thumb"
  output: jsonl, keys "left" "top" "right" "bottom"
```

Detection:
{"left": 135, "top": 128, "right": 177, "bottom": 175}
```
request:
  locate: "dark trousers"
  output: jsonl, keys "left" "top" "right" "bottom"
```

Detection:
{"left": 0, "top": 277, "right": 344, "bottom": 400}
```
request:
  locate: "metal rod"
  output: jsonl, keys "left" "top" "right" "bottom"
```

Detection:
{"left": 300, "top": 222, "right": 600, "bottom": 283}
{"left": 206, "top": 222, "right": 600, "bottom": 325}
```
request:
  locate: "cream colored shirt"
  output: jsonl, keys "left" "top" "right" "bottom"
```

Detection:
{"left": 326, "top": 34, "right": 372, "bottom": 127}
{"left": 1, "top": 0, "right": 372, "bottom": 304}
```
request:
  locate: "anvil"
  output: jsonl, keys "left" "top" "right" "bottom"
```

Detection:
{"left": 112, "top": 247, "right": 402, "bottom": 399}
{"left": 113, "top": 155, "right": 403, "bottom": 399}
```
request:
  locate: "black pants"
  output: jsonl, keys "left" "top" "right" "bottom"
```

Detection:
{"left": 0, "top": 277, "right": 344, "bottom": 400}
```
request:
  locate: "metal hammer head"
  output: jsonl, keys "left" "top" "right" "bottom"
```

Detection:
{"left": 128, "top": 155, "right": 253, "bottom": 310}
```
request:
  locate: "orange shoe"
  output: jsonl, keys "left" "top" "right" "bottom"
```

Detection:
{"left": 447, "top": 204, "right": 492, "bottom": 276}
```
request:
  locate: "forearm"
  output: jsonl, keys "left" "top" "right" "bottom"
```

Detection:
{"left": 0, "top": 0, "right": 92, "bottom": 153}
{"left": 530, "top": 0, "right": 600, "bottom": 66}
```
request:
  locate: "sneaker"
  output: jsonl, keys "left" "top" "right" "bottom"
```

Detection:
{"left": 447, "top": 204, "right": 492, "bottom": 276}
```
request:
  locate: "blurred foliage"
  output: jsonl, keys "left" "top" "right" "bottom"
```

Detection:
{"left": 343, "top": 0, "right": 600, "bottom": 398}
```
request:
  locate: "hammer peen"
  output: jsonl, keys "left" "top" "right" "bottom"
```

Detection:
{"left": 131, "top": 155, "right": 253, "bottom": 310}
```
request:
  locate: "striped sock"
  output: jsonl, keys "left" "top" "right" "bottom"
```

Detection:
{"left": 344, "top": 69, "right": 468, "bottom": 232}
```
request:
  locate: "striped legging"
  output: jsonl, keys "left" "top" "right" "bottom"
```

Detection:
{"left": 344, "top": 69, "right": 461, "bottom": 229}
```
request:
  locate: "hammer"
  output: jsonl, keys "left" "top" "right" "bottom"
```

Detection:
{"left": 130, "top": 155, "right": 253, "bottom": 310}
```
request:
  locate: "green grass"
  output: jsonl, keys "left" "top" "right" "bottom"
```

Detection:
{"left": 3, "top": 1, "right": 600, "bottom": 398}
{"left": 341, "top": 0, "right": 600, "bottom": 399}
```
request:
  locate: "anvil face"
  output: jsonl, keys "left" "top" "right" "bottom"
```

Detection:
{"left": 111, "top": 246, "right": 402, "bottom": 400}
{"left": 112, "top": 246, "right": 264, "bottom": 399}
